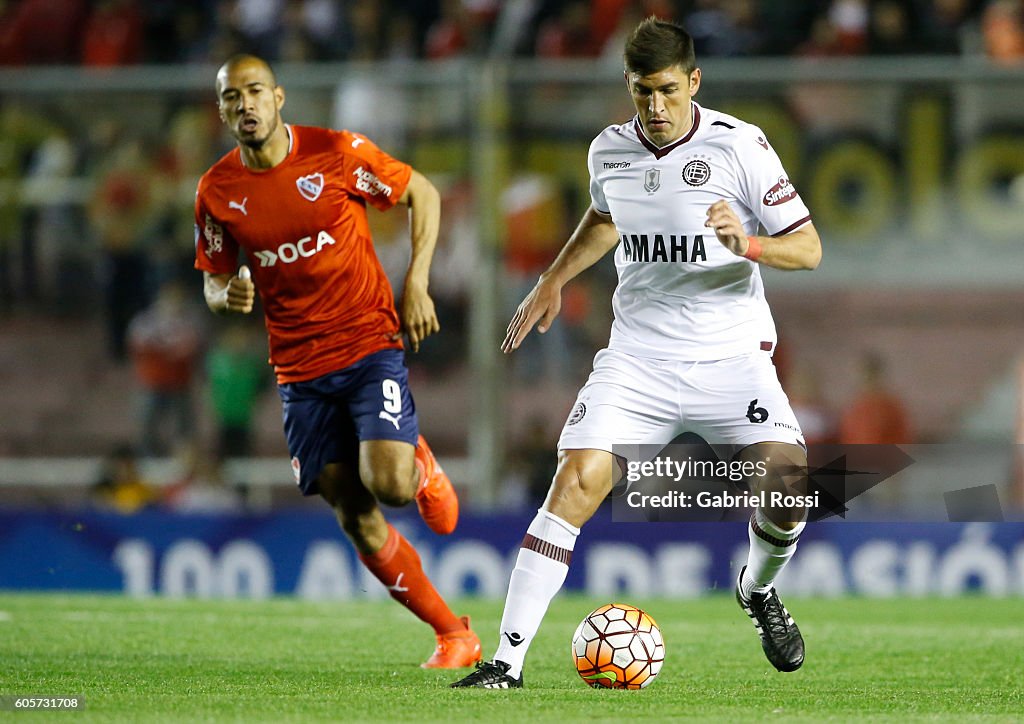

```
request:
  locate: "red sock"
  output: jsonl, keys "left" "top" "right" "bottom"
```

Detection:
{"left": 359, "top": 524, "right": 463, "bottom": 635}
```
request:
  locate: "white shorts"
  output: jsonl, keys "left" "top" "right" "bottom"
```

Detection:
{"left": 557, "top": 348, "right": 804, "bottom": 454}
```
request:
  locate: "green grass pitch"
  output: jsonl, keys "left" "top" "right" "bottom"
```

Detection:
{"left": 1, "top": 593, "right": 1022, "bottom": 722}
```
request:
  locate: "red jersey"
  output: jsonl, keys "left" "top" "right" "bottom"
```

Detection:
{"left": 194, "top": 125, "right": 412, "bottom": 383}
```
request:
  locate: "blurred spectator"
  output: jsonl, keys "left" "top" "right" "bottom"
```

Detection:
{"left": 830, "top": 0, "right": 871, "bottom": 54}
{"left": 502, "top": 174, "right": 572, "bottom": 383}
{"left": 839, "top": 352, "right": 912, "bottom": 444}
{"left": 787, "top": 366, "right": 838, "bottom": 446}
{"left": 163, "top": 444, "right": 245, "bottom": 513}
{"left": 536, "top": 0, "right": 597, "bottom": 57}
{"left": 0, "top": 103, "right": 59, "bottom": 315}
{"left": 796, "top": 0, "right": 873, "bottom": 56}
{"left": 81, "top": 0, "right": 144, "bottom": 67}
{"left": 150, "top": 107, "right": 222, "bottom": 288}
{"left": 91, "top": 444, "right": 159, "bottom": 513}
{"left": 207, "top": 322, "right": 269, "bottom": 458}
{"left": 982, "top": 0, "right": 1024, "bottom": 64}
{"left": 204, "top": 0, "right": 249, "bottom": 63}
{"left": 233, "top": 0, "right": 285, "bottom": 58}
{"left": 685, "top": 0, "right": 765, "bottom": 57}
{"left": 757, "top": 2, "right": 820, "bottom": 55}
{"left": 869, "top": 0, "right": 921, "bottom": 54}
{"left": 139, "top": 0, "right": 183, "bottom": 63}
{"left": 20, "top": 128, "right": 83, "bottom": 314}
{"left": 304, "top": 0, "right": 350, "bottom": 60}
{"left": 797, "top": 11, "right": 848, "bottom": 56}
{"left": 0, "top": 0, "right": 87, "bottom": 65}
{"left": 174, "top": 4, "right": 218, "bottom": 63}
{"left": 921, "top": 0, "right": 978, "bottom": 54}
{"left": 425, "top": 0, "right": 473, "bottom": 59}
{"left": 348, "top": 0, "right": 386, "bottom": 60}
{"left": 127, "top": 279, "right": 206, "bottom": 457}
{"left": 279, "top": 1, "right": 315, "bottom": 62}
{"left": 0, "top": 0, "right": 998, "bottom": 63}
{"left": 87, "top": 136, "right": 160, "bottom": 360}
{"left": 500, "top": 415, "right": 557, "bottom": 510}
{"left": 384, "top": 11, "right": 419, "bottom": 61}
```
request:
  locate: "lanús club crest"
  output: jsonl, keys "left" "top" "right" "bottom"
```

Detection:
{"left": 682, "top": 159, "right": 711, "bottom": 187}
{"left": 296, "top": 173, "right": 324, "bottom": 202}
{"left": 644, "top": 168, "right": 661, "bottom": 193}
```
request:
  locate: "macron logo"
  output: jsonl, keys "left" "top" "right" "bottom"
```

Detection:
{"left": 253, "top": 230, "right": 337, "bottom": 267}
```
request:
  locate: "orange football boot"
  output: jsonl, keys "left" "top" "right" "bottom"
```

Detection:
{"left": 421, "top": 616, "right": 482, "bottom": 669}
{"left": 414, "top": 434, "right": 459, "bottom": 535}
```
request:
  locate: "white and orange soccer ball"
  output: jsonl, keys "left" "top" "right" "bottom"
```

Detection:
{"left": 571, "top": 603, "right": 665, "bottom": 689}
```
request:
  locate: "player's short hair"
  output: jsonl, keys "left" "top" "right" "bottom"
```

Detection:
{"left": 216, "top": 54, "right": 278, "bottom": 94}
{"left": 624, "top": 17, "right": 696, "bottom": 76}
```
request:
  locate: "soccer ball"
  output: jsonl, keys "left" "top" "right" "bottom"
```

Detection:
{"left": 571, "top": 603, "right": 665, "bottom": 689}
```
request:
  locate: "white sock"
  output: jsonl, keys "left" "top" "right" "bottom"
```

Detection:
{"left": 740, "top": 507, "right": 806, "bottom": 599}
{"left": 493, "top": 509, "right": 579, "bottom": 678}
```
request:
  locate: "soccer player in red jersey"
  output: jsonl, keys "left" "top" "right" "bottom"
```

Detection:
{"left": 194, "top": 55, "right": 480, "bottom": 669}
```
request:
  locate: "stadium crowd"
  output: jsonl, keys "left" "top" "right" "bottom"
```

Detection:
{"left": 0, "top": 0, "right": 1006, "bottom": 508}
{"left": 0, "top": 0, "right": 1018, "bottom": 65}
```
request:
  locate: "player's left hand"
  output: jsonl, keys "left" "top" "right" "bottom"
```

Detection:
{"left": 705, "top": 200, "right": 750, "bottom": 256}
{"left": 396, "top": 282, "right": 440, "bottom": 353}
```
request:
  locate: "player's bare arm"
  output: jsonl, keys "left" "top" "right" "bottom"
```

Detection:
{"left": 705, "top": 200, "right": 822, "bottom": 270}
{"left": 395, "top": 170, "right": 441, "bottom": 353}
{"left": 502, "top": 205, "right": 619, "bottom": 353}
{"left": 203, "top": 267, "right": 254, "bottom": 314}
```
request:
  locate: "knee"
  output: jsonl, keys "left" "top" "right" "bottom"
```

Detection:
{"left": 361, "top": 464, "right": 416, "bottom": 507}
{"left": 545, "top": 452, "right": 615, "bottom": 525}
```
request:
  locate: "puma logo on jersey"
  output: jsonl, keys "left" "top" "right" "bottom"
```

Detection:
{"left": 378, "top": 411, "right": 402, "bottom": 430}
{"left": 351, "top": 137, "right": 365, "bottom": 148}
{"left": 620, "top": 233, "right": 708, "bottom": 263}
{"left": 253, "top": 230, "right": 337, "bottom": 267}
{"left": 353, "top": 166, "right": 392, "bottom": 197}
{"left": 228, "top": 197, "right": 248, "bottom": 215}
{"left": 387, "top": 573, "right": 409, "bottom": 593}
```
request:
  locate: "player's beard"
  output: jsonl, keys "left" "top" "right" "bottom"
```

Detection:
{"left": 239, "top": 114, "right": 278, "bottom": 150}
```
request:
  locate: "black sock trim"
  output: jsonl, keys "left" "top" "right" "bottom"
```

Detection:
{"left": 750, "top": 514, "right": 800, "bottom": 548}
{"left": 522, "top": 533, "right": 572, "bottom": 565}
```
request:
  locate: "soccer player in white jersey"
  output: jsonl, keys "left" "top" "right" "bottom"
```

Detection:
{"left": 453, "top": 17, "right": 822, "bottom": 689}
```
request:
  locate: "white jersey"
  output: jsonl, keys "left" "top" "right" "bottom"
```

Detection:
{"left": 588, "top": 102, "right": 811, "bottom": 361}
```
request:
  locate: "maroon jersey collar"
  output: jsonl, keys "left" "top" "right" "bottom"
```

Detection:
{"left": 633, "top": 103, "right": 701, "bottom": 159}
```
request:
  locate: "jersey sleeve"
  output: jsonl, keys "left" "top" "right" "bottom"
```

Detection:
{"left": 338, "top": 131, "right": 413, "bottom": 212}
{"left": 587, "top": 135, "right": 611, "bottom": 215}
{"left": 194, "top": 185, "right": 239, "bottom": 274}
{"left": 736, "top": 126, "right": 811, "bottom": 237}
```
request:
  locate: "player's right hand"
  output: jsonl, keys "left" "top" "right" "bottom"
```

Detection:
{"left": 501, "top": 276, "right": 562, "bottom": 353}
{"left": 224, "top": 265, "right": 255, "bottom": 314}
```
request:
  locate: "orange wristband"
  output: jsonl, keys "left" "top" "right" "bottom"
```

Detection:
{"left": 743, "top": 235, "right": 762, "bottom": 261}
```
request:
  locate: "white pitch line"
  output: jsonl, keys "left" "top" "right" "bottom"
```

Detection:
{"left": 0, "top": 611, "right": 11, "bottom": 621}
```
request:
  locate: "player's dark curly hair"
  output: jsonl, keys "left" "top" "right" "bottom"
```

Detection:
{"left": 624, "top": 17, "right": 696, "bottom": 76}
